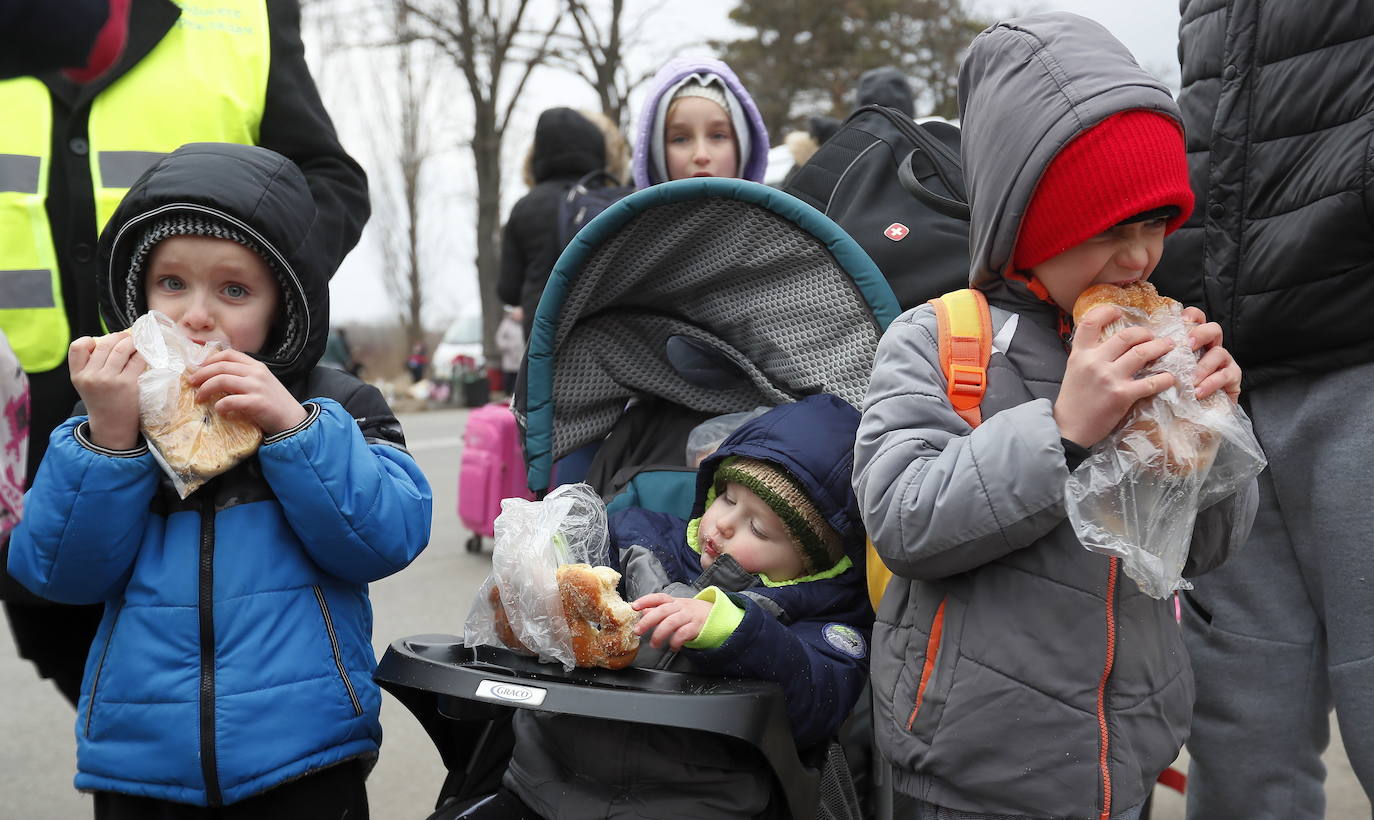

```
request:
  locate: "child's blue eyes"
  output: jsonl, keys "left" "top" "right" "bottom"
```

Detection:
{"left": 153, "top": 277, "right": 249, "bottom": 299}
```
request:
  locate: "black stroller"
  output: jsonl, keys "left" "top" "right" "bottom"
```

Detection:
{"left": 376, "top": 178, "right": 901, "bottom": 819}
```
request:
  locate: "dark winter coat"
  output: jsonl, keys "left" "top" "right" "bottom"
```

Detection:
{"left": 7, "top": 143, "right": 431, "bottom": 807}
{"left": 1, "top": 0, "right": 369, "bottom": 605}
{"left": 1149, "top": 0, "right": 1374, "bottom": 389}
{"left": 497, "top": 107, "right": 605, "bottom": 339}
{"left": 505, "top": 394, "right": 872, "bottom": 820}
{"left": 854, "top": 14, "right": 1257, "bottom": 818}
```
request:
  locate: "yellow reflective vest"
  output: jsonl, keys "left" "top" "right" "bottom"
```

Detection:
{"left": 0, "top": 1, "right": 269, "bottom": 372}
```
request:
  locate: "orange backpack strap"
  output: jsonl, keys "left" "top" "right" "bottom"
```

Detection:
{"left": 930, "top": 288, "right": 992, "bottom": 429}
{"left": 866, "top": 289, "right": 993, "bottom": 614}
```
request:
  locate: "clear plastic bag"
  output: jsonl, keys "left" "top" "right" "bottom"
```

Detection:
{"left": 464, "top": 483, "right": 614, "bottom": 669}
{"left": 132, "top": 311, "right": 263, "bottom": 498}
{"left": 685, "top": 407, "right": 770, "bottom": 467}
{"left": 1065, "top": 303, "right": 1266, "bottom": 599}
{"left": 0, "top": 329, "right": 28, "bottom": 539}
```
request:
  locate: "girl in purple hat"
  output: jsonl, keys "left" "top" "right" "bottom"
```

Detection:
{"left": 631, "top": 58, "right": 770, "bottom": 188}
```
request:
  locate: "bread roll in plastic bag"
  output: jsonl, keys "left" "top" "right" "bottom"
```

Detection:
{"left": 0, "top": 330, "right": 28, "bottom": 539}
{"left": 132, "top": 311, "right": 263, "bottom": 498}
{"left": 1065, "top": 294, "right": 1266, "bottom": 599}
{"left": 465, "top": 483, "right": 634, "bottom": 670}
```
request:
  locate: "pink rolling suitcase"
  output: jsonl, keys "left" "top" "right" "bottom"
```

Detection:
{"left": 457, "top": 403, "right": 534, "bottom": 553}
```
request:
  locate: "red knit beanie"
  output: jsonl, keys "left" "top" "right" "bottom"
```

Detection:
{"left": 1013, "top": 110, "right": 1194, "bottom": 271}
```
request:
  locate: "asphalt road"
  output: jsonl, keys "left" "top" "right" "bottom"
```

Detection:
{"left": 2, "top": 407, "right": 1369, "bottom": 818}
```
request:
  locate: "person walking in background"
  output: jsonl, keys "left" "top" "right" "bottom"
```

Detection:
{"left": 1147, "top": 3, "right": 1374, "bottom": 817}
{"left": 631, "top": 57, "right": 769, "bottom": 188}
{"left": 406, "top": 341, "right": 428, "bottom": 384}
{"left": 0, "top": 0, "right": 370, "bottom": 711}
{"left": 7, "top": 142, "right": 429, "bottom": 819}
{"left": 494, "top": 306, "right": 524, "bottom": 395}
{"left": 497, "top": 107, "right": 606, "bottom": 341}
{"left": 854, "top": 13, "right": 1255, "bottom": 818}
{"left": 854, "top": 65, "right": 915, "bottom": 117}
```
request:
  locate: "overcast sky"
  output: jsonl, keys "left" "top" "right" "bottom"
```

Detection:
{"left": 317, "top": 1, "right": 1183, "bottom": 326}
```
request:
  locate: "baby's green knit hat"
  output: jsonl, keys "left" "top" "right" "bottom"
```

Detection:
{"left": 713, "top": 456, "right": 844, "bottom": 576}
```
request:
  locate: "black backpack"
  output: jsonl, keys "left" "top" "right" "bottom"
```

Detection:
{"left": 783, "top": 105, "right": 971, "bottom": 311}
{"left": 558, "top": 170, "right": 635, "bottom": 248}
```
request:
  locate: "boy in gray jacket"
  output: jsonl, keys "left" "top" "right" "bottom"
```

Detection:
{"left": 853, "top": 13, "right": 1258, "bottom": 820}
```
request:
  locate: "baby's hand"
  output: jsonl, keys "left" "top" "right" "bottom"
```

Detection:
{"left": 632, "top": 593, "right": 713, "bottom": 652}
{"left": 188, "top": 349, "right": 307, "bottom": 435}
{"left": 1055, "top": 305, "right": 1177, "bottom": 448}
{"left": 1182, "top": 306, "right": 1242, "bottom": 402}
{"left": 70, "top": 332, "right": 144, "bottom": 450}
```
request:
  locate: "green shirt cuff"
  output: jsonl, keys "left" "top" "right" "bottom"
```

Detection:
{"left": 684, "top": 586, "right": 746, "bottom": 650}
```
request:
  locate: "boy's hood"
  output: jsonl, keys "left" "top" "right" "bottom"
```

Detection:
{"left": 532, "top": 107, "right": 605, "bottom": 183}
{"left": 632, "top": 58, "right": 770, "bottom": 188}
{"left": 959, "top": 13, "right": 1184, "bottom": 301}
{"left": 97, "top": 142, "right": 328, "bottom": 385}
{"left": 693, "top": 394, "right": 864, "bottom": 559}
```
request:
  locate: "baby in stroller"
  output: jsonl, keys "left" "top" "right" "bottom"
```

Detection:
{"left": 374, "top": 178, "right": 899, "bottom": 818}
{"left": 464, "top": 395, "right": 872, "bottom": 820}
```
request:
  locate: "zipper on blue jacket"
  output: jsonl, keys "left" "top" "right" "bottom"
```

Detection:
{"left": 313, "top": 586, "right": 363, "bottom": 716}
{"left": 197, "top": 502, "right": 223, "bottom": 806}
{"left": 83, "top": 607, "right": 122, "bottom": 738}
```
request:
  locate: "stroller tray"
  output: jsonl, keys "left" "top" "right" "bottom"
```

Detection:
{"left": 375, "top": 634, "right": 821, "bottom": 820}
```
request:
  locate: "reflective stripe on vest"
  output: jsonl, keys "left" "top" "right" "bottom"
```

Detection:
{"left": 0, "top": 1, "right": 269, "bottom": 373}
{"left": 0, "top": 78, "right": 69, "bottom": 371}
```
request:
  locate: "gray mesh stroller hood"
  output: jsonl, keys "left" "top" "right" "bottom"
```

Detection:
{"left": 519, "top": 178, "right": 900, "bottom": 492}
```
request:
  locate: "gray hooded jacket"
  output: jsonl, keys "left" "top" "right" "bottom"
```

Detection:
{"left": 853, "top": 14, "right": 1257, "bottom": 818}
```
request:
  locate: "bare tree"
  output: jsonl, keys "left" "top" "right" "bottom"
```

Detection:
{"left": 402, "top": 0, "right": 562, "bottom": 361}
{"left": 372, "top": 3, "right": 438, "bottom": 348}
{"left": 302, "top": 0, "right": 454, "bottom": 351}
{"left": 554, "top": 0, "right": 663, "bottom": 129}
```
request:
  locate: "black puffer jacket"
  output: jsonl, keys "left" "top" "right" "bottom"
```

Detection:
{"left": 497, "top": 108, "right": 605, "bottom": 338}
{"left": 1150, "top": 0, "right": 1374, "bottom": 389}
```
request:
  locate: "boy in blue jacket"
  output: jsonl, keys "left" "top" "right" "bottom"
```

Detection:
{"left": 7, "top": 142, "right": 432, "bottom": 818}
{"left": 470, "top": 394, "right": 872, "bottom": 820}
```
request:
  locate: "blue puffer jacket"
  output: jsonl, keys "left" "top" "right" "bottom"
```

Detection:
{"left": 7, "top": 143, "right": 433, "bottom": 807}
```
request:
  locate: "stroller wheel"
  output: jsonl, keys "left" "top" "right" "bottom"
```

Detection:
{"left": 465, "top": 534, "right": 483, "bottom": 554}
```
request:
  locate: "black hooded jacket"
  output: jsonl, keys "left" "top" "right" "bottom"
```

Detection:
{"left": 1150, "top": 0, "right": 1374, "bottom": 388}
{"left": 497, "top": 108, "right": 606, "bottom": 338}
{"left": 97, "top": 142, "right": 405, "bottom": 450}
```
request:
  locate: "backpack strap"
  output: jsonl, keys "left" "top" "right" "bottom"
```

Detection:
{"left": 929, "top": 288, "right": 991, "bottom": 429}
{"left": 865, "top": 288, "right": 992, "bottom": 613}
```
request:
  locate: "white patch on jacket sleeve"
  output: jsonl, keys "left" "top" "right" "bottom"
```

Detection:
{"left": 823, "top": 623, "right": 867, "bottom": 659}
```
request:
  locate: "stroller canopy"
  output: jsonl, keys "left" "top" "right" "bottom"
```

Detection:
{"left": 520, "top": 178, "right": 900, "bottom": 492}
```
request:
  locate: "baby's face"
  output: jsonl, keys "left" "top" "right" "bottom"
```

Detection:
{"left": 698, "top": 481, "right": 806, "bottom": 581}
{"left": 1031, "top": 216, "right": 1168, "bottom": 314}
{"left": 665, "top": 96, "right": 739, "bottom": 181}
{"left": 145, "top": 235, "right": 279, "bottom": 354}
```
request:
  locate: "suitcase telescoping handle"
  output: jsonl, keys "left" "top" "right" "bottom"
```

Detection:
{"left": 897, "top": 148, "right": 971, "bottom": 221}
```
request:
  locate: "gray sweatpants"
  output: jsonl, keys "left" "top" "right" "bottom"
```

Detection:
{"left": 1181, "top": 362, "right": 1374, "bottom": 819}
